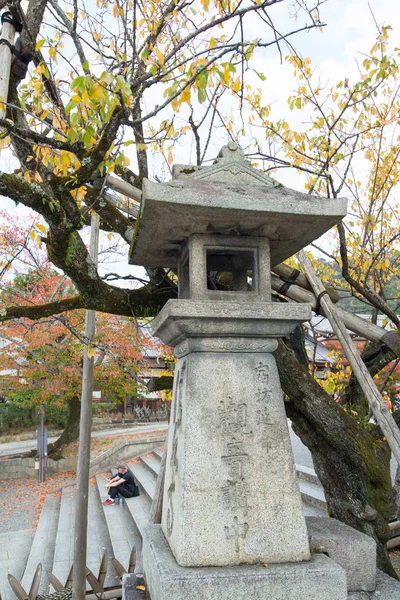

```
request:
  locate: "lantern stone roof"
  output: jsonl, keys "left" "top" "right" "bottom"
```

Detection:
{"left": 129, "top": 143, "right": 347, "bottom": 268}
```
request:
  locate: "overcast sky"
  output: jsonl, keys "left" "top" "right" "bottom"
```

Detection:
{"left": 0, "top": 0, "right": 397, "bottom": 279}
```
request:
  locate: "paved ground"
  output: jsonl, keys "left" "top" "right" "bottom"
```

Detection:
{"left": 0, "top": 529, "right": 35, "bottom": 600}
{"left": 0, "top": 472, "right": 75, "bottom": 534}
{"left": 0, "top": 422, "right": 168, "bottom": 457}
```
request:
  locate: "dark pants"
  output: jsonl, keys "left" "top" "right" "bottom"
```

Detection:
{"left": 109, "top": 483, "right": 134, "bottom": 499}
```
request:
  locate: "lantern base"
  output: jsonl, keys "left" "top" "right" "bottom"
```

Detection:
{"left": 140, "top": 525, "right": 347, "bottom": 600}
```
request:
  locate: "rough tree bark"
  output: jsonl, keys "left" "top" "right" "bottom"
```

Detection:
{"left": 47, "top": 396, "right": 81, "bottom": 458}
{"left": 275, "top": 338, "right": 397, "bottom": 578}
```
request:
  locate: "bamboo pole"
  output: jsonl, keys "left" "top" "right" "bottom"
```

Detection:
{"left": 271, "top": 274, "right": 400, "bottom": 356}
{"left": 149, "top": 439, "right": 167, "bottom": 524}
{"left": 0, "top": 9, "right": 16, "bottom": 119}
{"left": 272, "top": 262, "right": 341, "bottom": 303}
{"left": 105, "top": 174, "right": 141, "bottom": 202}
{"left": 102, "top": 188, "right": 139, "bottom": 218}
{"left": 297, "top": 249, "right": 400, "bottom": 464}
{"left": 72, "top": 213, "right": 100, "bottom": 600}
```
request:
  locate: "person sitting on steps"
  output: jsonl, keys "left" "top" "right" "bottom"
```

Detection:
{"left": 103, "top": 463, "right": 139, "bottom": 505}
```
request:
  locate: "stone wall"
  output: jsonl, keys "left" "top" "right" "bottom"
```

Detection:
{"left": 0, "top": 434, "right": 167, "bottom": 479}
{"left": 89, "top": 436, "right": 166, "bottom": 475}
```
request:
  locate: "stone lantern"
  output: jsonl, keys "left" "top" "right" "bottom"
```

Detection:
{"left": 129, "top": 143, "right": 348, "bottom": 600}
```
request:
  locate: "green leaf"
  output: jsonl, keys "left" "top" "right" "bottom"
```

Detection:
{"left": 115, "top": 76, "right": 131, "bottom": 100}
{"left": 101, "top": 71, "right": 114, "bottom": 84}
{"left": 197, "top": 88, "right": 207, "bottom": 104}
{"left": 35, "top": 39, "right": 45, "bottom": 52}
{"left": 65, "top": 99, "right": 79, "bottom": 115}
{"left": 254, "top": 70, "right": 266, "bottom": 81}
{"left": 72, "top": 75, "right": 86, "bottom": 93}
{"left": 197, "top": 69, "right": 208, "bottom": 89}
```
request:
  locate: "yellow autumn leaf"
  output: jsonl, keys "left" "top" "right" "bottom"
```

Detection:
{"left": 232, "top": 76, "right": 241, "bottom": 93}
{"left": 200, "top": 0, "right": 209, "bottom": 9}
{"left": 36, "top": 223, "right": 46, "bottom": 233}
{"left": 156, "top": 48, "right": 165, "bottom": 66}
{"left": 36, "top": 39, "right": 45, "bottom": 52}
{"left": 91, "top": 83, "right": 106, "bottom": 101}
{"left": 87, "top": 345, "right": 96, "bottom": 359}
{"left": 180, "top": 86, "right": 191, "bottom": 106}
{"left": 49, "top": 46, "right": 57, "bottom": 61}
{"left": 136, "top": 585, "right": 146, "bottom": 591}
{"left": 72, "top": 95, "right": 81, "bottom": 103}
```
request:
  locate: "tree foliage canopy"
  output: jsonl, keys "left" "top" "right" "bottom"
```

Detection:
{"left": 1, "top": 0, "right": 400, "bottom": 576}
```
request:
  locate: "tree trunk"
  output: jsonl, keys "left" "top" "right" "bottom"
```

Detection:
{"left": 275, "top": 339, "right": 397, "bottom": 578}
{"left": 48, "top": 396, "right": 81, "bottom": 458}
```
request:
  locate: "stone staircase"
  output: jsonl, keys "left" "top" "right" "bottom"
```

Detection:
{"left": 2, "top": 448, "right": 400, "bottom": 600}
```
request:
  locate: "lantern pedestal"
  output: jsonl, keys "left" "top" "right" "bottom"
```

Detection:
{"left": 152, "top": 301, "right": 311, "bottom": 566}
{"left": 143, "top": 525, "right": 347, "bottom": 600}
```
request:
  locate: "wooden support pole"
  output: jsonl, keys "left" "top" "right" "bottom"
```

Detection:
{"left": 73, "top": 213, "right": 100, "bottom": 600}
{"left": 271, "top": 274, "right": 400, "bottom": 356}
{"left": 0, "top": 9, "right": 16, "bottom": 119}
{"left": 149, "top": 440, "right": 168, "bottom": 525}
{"left": 272, "top": 262, "right": 341, "bottom": 303}
{"left": 105, "top": 175, "right": 142, "bottom": 202}
{"left": 297, "top": 249, "right": 400, "bottom": 465}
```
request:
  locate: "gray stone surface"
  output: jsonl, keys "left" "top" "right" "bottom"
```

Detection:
{"left": 122, "top": 573, "right": 146, "bottom": 600}
{"left": 142, "top": 524, "right": 347, "bottom": 600}
{"left": 161, "top": 350, "right": 310, "bottom": 567}
{"left": 140, "top": 453, "right": 161, "bottom": 478}
{"left": 87, "top": 481, "right": 119, "bottom": 588}
{"left": 348, "top": 570, "right": 400, "bottom": 599}
{"left": 299, "top": 480, "right": 327, "bottom": 510}
{"left": 129, "top": 143, "right": 347, "bottom": 268}
{"left": 0, "top": 529, "right": 34, "bottom": 600}
{"left": 151, "top": 300, "right": 311, "bottom": 350}
{"left": 128, "top": 461, "right": 156, "bottom": 502}
{"left": 296, "top": 464, "right": 321, "bottom": 486}
{"left": 372, "top": 569, "right": 400, "bottom": 599}
{"left": 21, "top": 493, "right": 61, "bottom": 595}
{"left": 90, "top": 436, "right": 166, "bottom": 475}
{"left": 51, "top": 486, "right": 76, "bottom": 589}
{"left": 307, "top": 517, "right": 376, "bottom": 592}
{"left": 178, "top": 234, "right": 271, "bottom": 303}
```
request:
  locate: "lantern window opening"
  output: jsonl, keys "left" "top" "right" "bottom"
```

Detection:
{"left": 205, "top": 247, "right": 256, "bottom": 293}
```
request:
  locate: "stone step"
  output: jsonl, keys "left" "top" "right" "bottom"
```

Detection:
{"left": 124, "top": 492, "right": 152, "bottom": 544}
{"left": 153, "top": 449, "right": 164, "bottom": 462}
{"left": 0, "top": 529, "right": 35, "bottom": 600}
{"left": 96, "top": 474, "right": 142, "bottom": 574}
{"left": 299, "top": 479, "right": 327, "bottom": 511}
{"left": 123, "top": 488, "right": 152, "bottom": 574}
{"left": 128, "top": 460, "right": 157, "bottom": 503}
{"left": 51, "top": 485, "right": 76, "bottom": 589}
{"left": 21, "top": 494, "right": 61, "bottom": 596}
{"left": 87, "top": 478, "right": 120, "bottom": 588}
{"left": 51, "top": 481, "right": 119, "bottom": 592}
{"left": 140, "top": 453, "right": 161, "bottom": 479}
{"left": 296, "top": 464, "right": 321, "bottom": 486}
{"left": 302, "top": 503, "right": 328, "bottom": 518}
